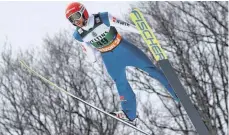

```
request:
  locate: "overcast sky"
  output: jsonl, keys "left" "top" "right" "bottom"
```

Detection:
{"left": 0, "top": 1, "right": 133, "bottom": 53}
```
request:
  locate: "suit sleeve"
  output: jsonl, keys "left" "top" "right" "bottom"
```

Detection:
{"left": 108, "top": 13, "right": 139, "bottom": 34}
{"left": 79, "top": 41, "right": 101, "bottom": 63}
{"left": 73, "top": 32, "right": 100, "bottom": 63}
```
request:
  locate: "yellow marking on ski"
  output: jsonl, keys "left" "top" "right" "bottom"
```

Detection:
{"left": 130, "top": 8, "right": 167, "bottom": 61}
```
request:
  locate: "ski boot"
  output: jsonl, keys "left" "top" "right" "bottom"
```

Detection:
{"left": 110, "top": 110, "right": 138, "bottom": 126}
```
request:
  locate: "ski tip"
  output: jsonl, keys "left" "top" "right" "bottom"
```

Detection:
{"left": 19, "top": 60, "right": 24, "bottom": 66}
{"left": 131, "top": 8, "right": 139, "bottom": 13}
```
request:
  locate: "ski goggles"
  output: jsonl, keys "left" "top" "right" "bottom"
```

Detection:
{"left": 68, "top": 7, "right": 85, "bottom": 24}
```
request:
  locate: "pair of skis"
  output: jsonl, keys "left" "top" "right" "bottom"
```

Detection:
{"left": 20, "top": 9, "right": 209, "bottom": 135}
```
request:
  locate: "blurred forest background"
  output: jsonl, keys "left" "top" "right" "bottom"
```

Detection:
{"left": 0, "top": 1, "right": 228, "bottom": 135}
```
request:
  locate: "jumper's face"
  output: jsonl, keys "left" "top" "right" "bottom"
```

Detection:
{"left": 74, "top": 17, "right": 84, "bottom": 27}
{"left": 68, "top": 11, "right": 85, "bottom": 27}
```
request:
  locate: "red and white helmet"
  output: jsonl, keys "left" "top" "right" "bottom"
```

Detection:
{"left": 65, "top": 2, "right": 89, "bottom": 25}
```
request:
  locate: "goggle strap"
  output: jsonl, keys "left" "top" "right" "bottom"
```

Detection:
{"left": 80, "top": 6, "right": 85, "bottom": 13}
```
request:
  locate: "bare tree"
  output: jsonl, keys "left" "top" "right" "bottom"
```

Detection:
{"left": 0, "top": 31, "right": 127, "bottom": 135}
{"left": 123, "top": 1, "right": 228, "bottom": 135}
{"left": 0, "top": 1, "right": 227, "bottom": 135}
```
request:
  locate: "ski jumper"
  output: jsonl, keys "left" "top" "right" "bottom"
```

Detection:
{"left": 73, "top": 12, "right": 178, "bottom": 120}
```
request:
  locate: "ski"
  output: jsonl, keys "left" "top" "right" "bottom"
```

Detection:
{"left": 19, "top": 60, "right": 150, "bottom": 135}
{"left": 130, "top": 8, "right": 210, "bottom": 135}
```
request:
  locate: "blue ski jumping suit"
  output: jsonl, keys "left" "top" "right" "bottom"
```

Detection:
{"left": 73, "top": 12, "right": 178, "bottom": 121}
